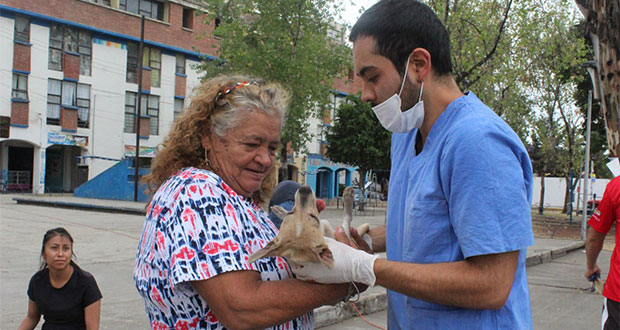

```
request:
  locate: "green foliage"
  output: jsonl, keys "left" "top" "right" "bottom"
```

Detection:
{"left": 325, "top": 95, "right": 391, "bottom": 188}
{"left": 198, "top": 0, "right": 351, "bottom": 163}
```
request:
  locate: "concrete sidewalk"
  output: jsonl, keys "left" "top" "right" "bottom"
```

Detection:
{"left": 11, "top": 194, "right": 586, "bottom": 328}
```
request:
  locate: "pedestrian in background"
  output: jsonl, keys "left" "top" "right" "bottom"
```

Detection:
{"left": 585, "top": 170, "right": 620, "bottom": 330}
{"left": 293, "top": 0, "right": 534, "bottom": 329}
{"left": 134, "top": 74, "right": 352, "bottom": 329}
{"left": 268, "top": 180, "right": 327, "bottom": 228}
{"left": 18, "top": 227, "right": 102, "bottom": 330}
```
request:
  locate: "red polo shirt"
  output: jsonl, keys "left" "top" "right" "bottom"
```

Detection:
{"left": 589, "top": 176, "right": 620, "bottom": 302}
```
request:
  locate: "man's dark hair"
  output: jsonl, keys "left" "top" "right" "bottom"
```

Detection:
{"left": 349, "top": 0, "right": 453, "bottom": 76}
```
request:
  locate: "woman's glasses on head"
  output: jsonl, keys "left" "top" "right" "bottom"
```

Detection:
{"left": 214, "top": 80, "right": 264, "bottom": 104}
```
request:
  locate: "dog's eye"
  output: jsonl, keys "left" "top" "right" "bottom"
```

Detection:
{"left": 309, "top": 214, "right": 320, "bottom": 224}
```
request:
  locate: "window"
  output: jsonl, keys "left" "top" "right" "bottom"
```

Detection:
{"left": 124, "top": 92, "right": 137, "bottom": 133}
{"left": 78, "top": 31, "right": 92, "bottom": 76}
{"left": 127, "top": 45, "right": 161, "bottom": 87}
{"left": 119, "top": 0, "right": 164, "bottom": 20}
{"left": 12, "top": 73, "right": 28, "bottom": 100}
{"left": 48, "top": 24, "right": 92, "bottom": 75}
{"left": 62, "top": 81, "right": 77, "bottom": 106}
{"left": 49, "top": 25, "right": 63, "bottom": 71}
{"left": 146, "top": 95, "right": 159, "bottom": 135}
{"left": 182, "top": 8, "right": 193, "bottom": 29}
{"left": 173, "top": 98, "right": 183, "bottom": 121}
{"left": 125, "top": 92, "right": 159, "bottom": 135}
{"left": 77, "top": 84, "right": 91, "bottom": 128}
{"left": 47, "top": 79, "right": 61, "bottom": 125}
{"left": 47, "top": 79, "right": 90, "bottom": 126}
{"left": 14, "top": 15, "right": 30, "bottom": 43}
{"left": 126, "top": 42, "right": 138, "bottom": 83}
{"left": 89, "top": 0, "right": 111, "bottom": 5}
{"left": 143, "top": 47, "right": 161, "bottom": 87}
{"left": 175, "top": 54, "right": 185, "bottom": 75}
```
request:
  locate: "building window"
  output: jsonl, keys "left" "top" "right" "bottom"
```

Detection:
{"left": 48, "top": 24, "right": 92, "bottom": 75}
{"left": 124, "top": 92, "right": 137, "bottom": 133}
{"left": 119, "top": 0, "right": 164, "bottom": 21}
{"left": 12, "top": 73, "right": 28, "bottom": 100}
{"left": 143, "top": 47, "right": 161, "bottom": 87}
{"left": 49, "top": 25, "right": 63, "bottom": 71}
{"left": 127, "top": 45, "right": 161, "bottom": 87}
{"left": 78, "top": 31, "right": 92, "bottom": 76}
{"left": 126, "top": 42, "right": 138, "bottom": 83}
{"left": 147, "top": 95, "right": 159, "bottom": 135}
{"left": 125, "top": 92, "right": 159, "bottom": 135}
{"left": 89, "top": 0, "right": 111, "bottom": 5}
{"left": 182, "top": 8, "right": 193, "bottom": 29}
{"left": 77, "top": 84, "right": 91, "bottom": 128}
{"left": 14, "top": 15, "right": 30, "bottom": 43}
{"left": 47, "top": 79, "right": 90, "bottom": 126}
{"left": 175, "top": 54, "right": 185, "bottom": 75}
{"left": 47, "top": 79, "right": 62, "bottom": 125}
{"left": 173, "top": 98, "right": 183, "bottom": 121}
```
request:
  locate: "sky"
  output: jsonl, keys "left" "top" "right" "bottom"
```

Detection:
{"left": 340, "top": 0, "right": 377, "bottom": 26}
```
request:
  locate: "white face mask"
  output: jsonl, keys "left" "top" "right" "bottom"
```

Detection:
{"left": 372, "top": 57, "right": 425, "bottom": 133}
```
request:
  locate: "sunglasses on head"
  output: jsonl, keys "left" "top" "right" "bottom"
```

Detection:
{"left": 214, "top": 80, "right": 264, "bottom": 104}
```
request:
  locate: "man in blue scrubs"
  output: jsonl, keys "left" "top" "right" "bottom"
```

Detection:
{"left": 293, "top": 0, "right": 534, "bottom": 328}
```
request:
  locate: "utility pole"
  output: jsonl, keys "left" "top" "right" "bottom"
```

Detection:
{"left": 581, "top": 90, "right": 592, "bottom": 240}
{"left": 134, "top": 15, "right": 145, "bottom": 202}
{"left": 581, "top": 60, "right": 599, "bottom": 240}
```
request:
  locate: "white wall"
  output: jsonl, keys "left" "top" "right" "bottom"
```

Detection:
{"left": 532, "top": 176, "right": 611, "bottom": 209}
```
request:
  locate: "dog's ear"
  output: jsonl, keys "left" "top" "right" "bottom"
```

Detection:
{"left": 248, "top": 238, "right": 281, "bottom": 263}
{"left": 314, "top": 244, "right": 334, "bottom": 269}
{"left": 270, "top": 205, "right": 289, "bottom": 220}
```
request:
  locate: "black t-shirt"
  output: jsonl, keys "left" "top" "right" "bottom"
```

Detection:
{"left": 27, "top": 267, "right": 102, "bottom": 330}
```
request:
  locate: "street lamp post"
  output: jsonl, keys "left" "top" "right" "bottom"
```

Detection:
{"left": 581, "top": 60, "right": 599, "bottom": 240}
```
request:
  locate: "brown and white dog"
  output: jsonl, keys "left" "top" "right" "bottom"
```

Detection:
{"left": 248, "top": 185, "right": 369, "bottom": 268}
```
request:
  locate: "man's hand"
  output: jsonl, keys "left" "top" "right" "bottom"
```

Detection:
{"left": 334, "top": 227, "right": 373, "bottom": 254}
{"left": 292, "top": 237, "right": 377, "bottom": 286}
{"left": 585, "top": 264, "right": 601, "bottom": 280}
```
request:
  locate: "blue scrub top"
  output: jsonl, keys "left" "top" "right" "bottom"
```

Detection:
{"left": 386, "top": 92, "right": 534, "bottom": 329}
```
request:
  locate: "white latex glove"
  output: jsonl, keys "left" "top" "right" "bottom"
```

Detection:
{"left": 292, "top": 237, "right": 378, "bottom": 286}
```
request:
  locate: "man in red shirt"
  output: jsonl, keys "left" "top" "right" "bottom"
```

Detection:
{"left": 585, "top": 170, "right": 620, "bottom": 330}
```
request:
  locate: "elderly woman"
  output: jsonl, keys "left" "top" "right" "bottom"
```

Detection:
{"left": 134, "top": 75, "right": 350, "bottom": 329}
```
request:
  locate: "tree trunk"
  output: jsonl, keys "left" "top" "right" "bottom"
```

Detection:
{"left": 538, "top": 172, "right": 546, "bottom": 215}
{"left": 576, "top": 0, "right": 620, "bottom": 157}
{"left": 278, "top": 145, "right": 288, "bottom": 183}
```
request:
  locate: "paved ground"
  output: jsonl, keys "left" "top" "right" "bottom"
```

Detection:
{"left": 321, "top": 248, "right": 612, "bottom": 330}
{"left": 1, "top": 194, "right": 613, "bottom": 329}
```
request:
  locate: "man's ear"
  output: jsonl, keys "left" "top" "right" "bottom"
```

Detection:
{"left": 410, "top": 48, "right": 431, "bottom": 82}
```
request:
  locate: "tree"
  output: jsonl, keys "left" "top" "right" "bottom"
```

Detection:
{"left": 576, "top": 0, "right": 620, "bottom": 158}
{"left": 525, "top": 2, "right": 588, "bottom": 214}
{"left": 325, "top": 95, "right": 391, "bottom": 205}
{"left": 199, "top": 0, "right": 351, "bottom": 180}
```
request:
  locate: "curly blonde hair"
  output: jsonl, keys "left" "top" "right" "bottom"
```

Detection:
{"left": 142, "top": 74, "right": 289, "bottom": 205}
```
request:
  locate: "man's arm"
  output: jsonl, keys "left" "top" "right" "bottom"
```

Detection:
{"left": 373, "top": 251, "right": 519, "bottom": 309}
{"left": 585, "top": 226, "right": 606, "bottom": 279}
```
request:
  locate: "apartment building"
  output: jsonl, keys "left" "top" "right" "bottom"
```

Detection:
{"left": 0, "top": 0, "right": 217, "bottom": 195}
{"left": 1, "top": 0, "right": 363, "bottom": 201}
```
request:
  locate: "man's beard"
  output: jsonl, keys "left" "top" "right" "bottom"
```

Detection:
{"left": 400, "top": 77, "right": 420, "bottom": 112}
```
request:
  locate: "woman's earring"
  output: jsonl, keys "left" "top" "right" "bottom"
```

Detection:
{"left": 204, "top": 148, "right": 210, "bottom": 168}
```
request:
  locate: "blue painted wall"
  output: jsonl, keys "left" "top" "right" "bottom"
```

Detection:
{"left": 306, "top": 154, "right": 356, "bottom": 199}
{"left": 74, "top": 158, "right": 150, "bottom": 202}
